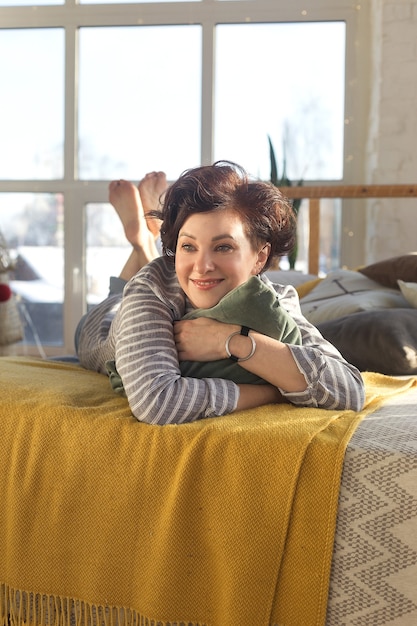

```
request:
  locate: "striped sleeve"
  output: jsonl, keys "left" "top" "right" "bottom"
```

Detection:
{"left": 269, "top": 282, "right": 365, "bottom": 411}
{"left": 113, "top": 260, "right": 239, "bottom": 424}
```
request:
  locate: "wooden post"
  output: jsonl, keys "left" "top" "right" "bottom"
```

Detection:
{"left": 308, "top": 199, "right": 320, "bottom": 275}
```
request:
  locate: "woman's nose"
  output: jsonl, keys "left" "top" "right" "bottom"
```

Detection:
{"left": 194, "top": 250, "right": 215, "bottom": 274}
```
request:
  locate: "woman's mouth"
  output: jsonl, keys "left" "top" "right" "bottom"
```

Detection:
{"left": 191, "top": 279, "right": 223, "bottom": 290}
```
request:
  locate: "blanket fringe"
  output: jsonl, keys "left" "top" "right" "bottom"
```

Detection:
{"left": 1, "top": 583, "right": 207, "bottom": 626}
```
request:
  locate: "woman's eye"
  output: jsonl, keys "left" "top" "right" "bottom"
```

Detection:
{"left": 215, "top": 244, "right": 233, "bottom": 252}
{"left": 181, "top": 243, "right": 195, "bottom": 252}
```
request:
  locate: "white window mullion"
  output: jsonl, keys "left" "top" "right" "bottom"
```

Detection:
{"left": 201, "top": 20, "right": 215, "bottom": 166}
{"left": 63, "top": 22, "right": 84, "bottom": 353}
{"left": 64, "top": 22, "right": 78, "bottom": 182}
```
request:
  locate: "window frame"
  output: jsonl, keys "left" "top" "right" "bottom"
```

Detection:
{"left": 0, "top": 0, "right": 369, "bottom": 355}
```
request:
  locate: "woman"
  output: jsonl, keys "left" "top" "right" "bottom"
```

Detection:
{"left": 76, "top": 162, "right": 365, "bottom": 424}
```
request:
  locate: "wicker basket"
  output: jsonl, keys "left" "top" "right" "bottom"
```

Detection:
{"left": 0, "top": 273, "right": 24, "bottom": 346}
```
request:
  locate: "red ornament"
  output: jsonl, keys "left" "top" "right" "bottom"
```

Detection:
{"left": 0, "top": 283, "right": 12, "bottom": 302}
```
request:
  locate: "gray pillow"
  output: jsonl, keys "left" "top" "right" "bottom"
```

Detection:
{"left": 317, "top": 308, "right": 417, "bottom": 375}
{"left": 180, "top": 275, "right": 301, "bottom": 384}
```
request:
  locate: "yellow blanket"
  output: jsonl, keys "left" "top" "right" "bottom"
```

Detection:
{"left": 0, "top": 357, "right": 415, "bottom": 626}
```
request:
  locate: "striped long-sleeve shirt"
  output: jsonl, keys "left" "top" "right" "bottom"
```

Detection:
{"left": 77, "top": 256, "right": 365, "bottom": 424}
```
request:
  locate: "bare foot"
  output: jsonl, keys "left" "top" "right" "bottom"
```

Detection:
{"left": 108, "top": 179, "right": 149, "bottom": 249}
{"left": 138, "top": 171, "right": 167, "bottom": 239}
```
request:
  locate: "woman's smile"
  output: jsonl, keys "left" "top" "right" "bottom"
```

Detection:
{"left": 191, "top": 278, "right": 224, "bottom": 290}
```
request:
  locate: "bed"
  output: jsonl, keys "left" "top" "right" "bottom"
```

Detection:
{"left": 1, "top": 188, "right": 417, "bottom": 624}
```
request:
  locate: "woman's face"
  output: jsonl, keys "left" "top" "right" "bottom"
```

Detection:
{"left": 175, "top": 208, "right": 269, "bottom": 309}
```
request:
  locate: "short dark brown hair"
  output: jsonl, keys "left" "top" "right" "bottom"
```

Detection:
{"left": 153, "top": 161, "right": 296, "bottom": 272}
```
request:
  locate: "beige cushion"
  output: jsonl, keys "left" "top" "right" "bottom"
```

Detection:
{"left": 398, "top": 280, "right": 417, "bottom": 308}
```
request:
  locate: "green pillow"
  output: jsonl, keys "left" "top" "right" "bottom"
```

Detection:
{"left": 106, "top": 276, "right": 301, "bottom": 393}
{"left": 180, "top": 276, "right": 301, "bottom": 384}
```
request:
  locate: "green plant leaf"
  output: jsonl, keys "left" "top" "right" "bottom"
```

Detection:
{"left": 267, "top": 133, "right": 304, "bottom": 268}
{"left": 268, "top": 135, "right": 279, "bottom": 186}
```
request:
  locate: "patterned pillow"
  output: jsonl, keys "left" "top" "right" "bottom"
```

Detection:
{"left": 300, "top": 269, "right": 409, "bottom": 325}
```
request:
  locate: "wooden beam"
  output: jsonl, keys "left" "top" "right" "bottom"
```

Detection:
{"left": 279, "top": 184, "right": 417, "bottom": 200}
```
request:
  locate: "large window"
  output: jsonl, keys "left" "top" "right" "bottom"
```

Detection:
{"left": 0, "top": 0, "right": 365, "bottom": 355}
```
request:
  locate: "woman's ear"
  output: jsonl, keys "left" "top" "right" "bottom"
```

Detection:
{"left": 254, "top": 243, "right": 271, "bottom": 274}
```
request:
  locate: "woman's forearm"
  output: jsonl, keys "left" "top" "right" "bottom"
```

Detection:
{"left": 235, "top": 383, "right": 284, "bottom": 411}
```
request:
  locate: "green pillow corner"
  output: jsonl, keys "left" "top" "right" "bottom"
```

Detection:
{"left": 106, "top": 359, "right": 127, "bottom": 397}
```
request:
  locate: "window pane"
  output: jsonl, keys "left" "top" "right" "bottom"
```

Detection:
{"left": 85, "top": 203, "right": 130, "bottom": 305}
{"left": 0, "top": 29, "right": 64, "bottom": 179}
{"left": 214, "top": 22, "right": 345, "bottom": 181}
{"left": 79, "top": 26, "right": 201, "bottom": 181}
{"left": 0, "top": 193, "right": 64, "bottom": 347}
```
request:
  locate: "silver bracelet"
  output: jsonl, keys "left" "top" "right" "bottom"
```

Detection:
{"left": 225, "top": 326, "right": 256, "bottom": 362}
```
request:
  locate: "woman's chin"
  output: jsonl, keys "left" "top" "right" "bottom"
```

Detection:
{"left": 187, "top": 290, "right": 225, "bottom": 310}
{"left": 184, "top": 282, "right": 228, "bottom": 310}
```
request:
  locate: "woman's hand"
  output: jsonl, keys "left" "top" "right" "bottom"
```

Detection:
{"left": 173, "top": 318, "right": 236, "bottom": 362}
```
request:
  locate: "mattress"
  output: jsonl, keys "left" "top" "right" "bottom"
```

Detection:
{"left": 326, "top": 384, "right": 417, "bottom": 625}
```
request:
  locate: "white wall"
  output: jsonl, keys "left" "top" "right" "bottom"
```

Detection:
{"left": 366, "top": 0, "right": 417, "bottom": 262}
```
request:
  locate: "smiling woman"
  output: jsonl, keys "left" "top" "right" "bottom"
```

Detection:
{"left": 76, "top": 161, "right": 365, "bottom": 424}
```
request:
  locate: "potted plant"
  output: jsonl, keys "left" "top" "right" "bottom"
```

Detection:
{"left": 268, "top": 135, "right": 303, "bottom": 269}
